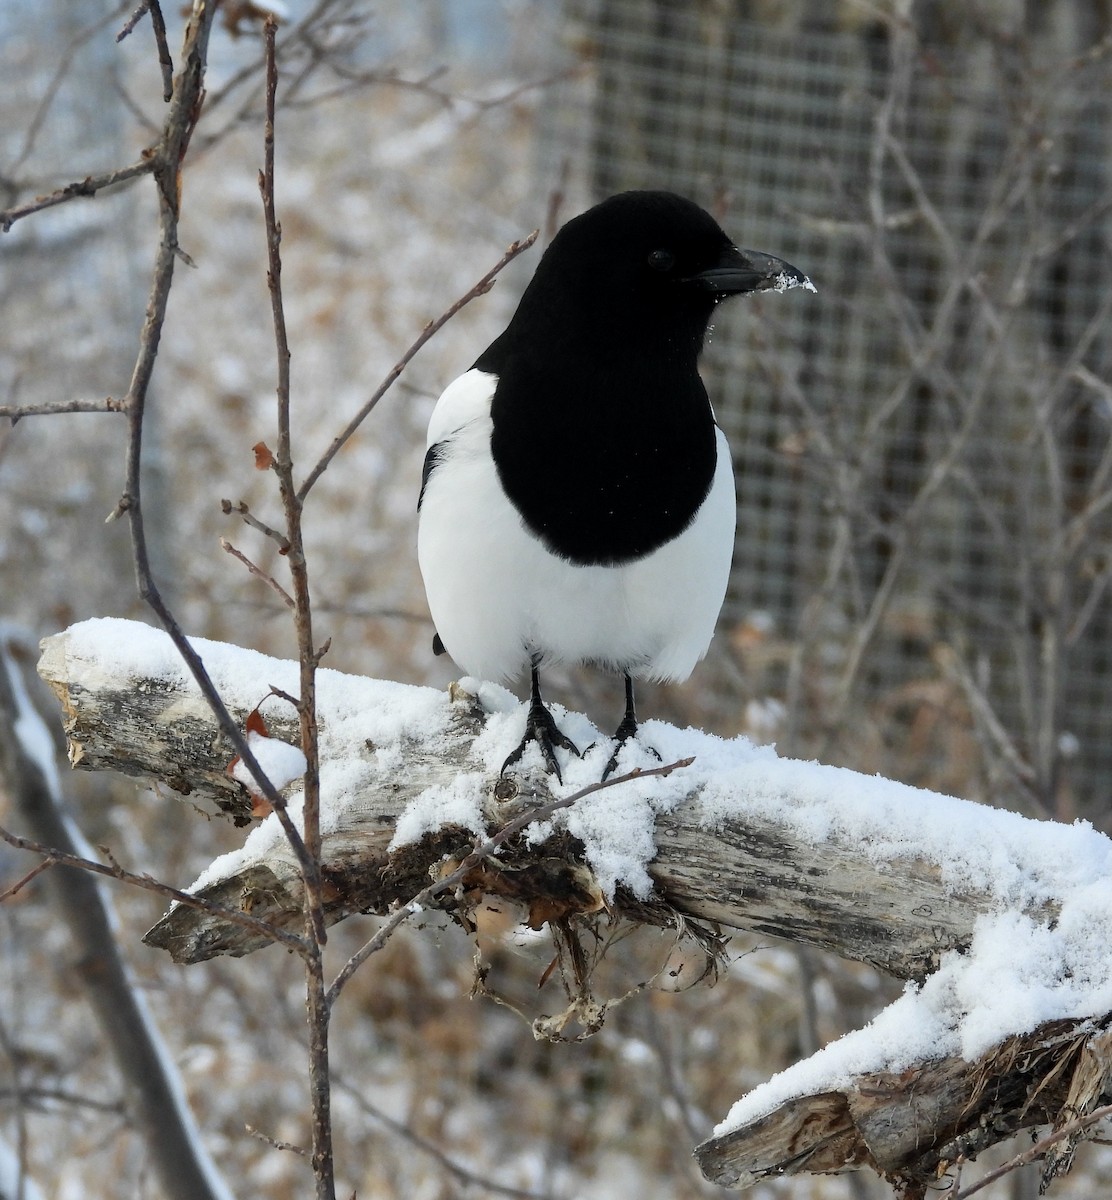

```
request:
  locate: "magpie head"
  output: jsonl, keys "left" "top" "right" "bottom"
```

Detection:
{"left": 503, "top": 190, "right": 812, "bottom": 360}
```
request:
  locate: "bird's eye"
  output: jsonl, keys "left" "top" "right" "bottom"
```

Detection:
{"left": 647, "top": 249, "right": 676, "bottom": 272}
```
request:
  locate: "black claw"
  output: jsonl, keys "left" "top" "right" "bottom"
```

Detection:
{"left": 501, "top": 664, "right": 581, "bottom": 783}
{"left": 601, "top": 673, "right": 661, "bottom": 781}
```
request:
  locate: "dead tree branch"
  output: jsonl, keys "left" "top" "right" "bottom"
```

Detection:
{"left": 697, "top": 1021, "right": 1112, "bottom": 1196}
{"left": 36, "top": 620, "right": 1077, "bottom": 980}
{"left": 33, "top": 618, "right": 1112, "bottom": 1194}
{"left": 0, "top": 158, "right": 157, "bottom": 233}
{"left": 0, "top": 398, "right": 126, "bottom": 423}
{"left": 257, "top": 20, "right": 334, "bottom": 1195}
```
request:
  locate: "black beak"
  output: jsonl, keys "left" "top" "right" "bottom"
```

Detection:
{"left": 688, "top": 245, "right": 815, "bottom": 296}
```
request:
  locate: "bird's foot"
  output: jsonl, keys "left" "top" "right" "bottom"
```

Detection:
{"left": 601, "top": 714, "right": 662, "bottom": 782}
{"left": 501, "top": 697, "right": 581, "bottom": 784}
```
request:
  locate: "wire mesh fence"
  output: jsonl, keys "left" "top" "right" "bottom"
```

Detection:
{"left": 539, "top": 1, "right": 1112, "bottom": 820}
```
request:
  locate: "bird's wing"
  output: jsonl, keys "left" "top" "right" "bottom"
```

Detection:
{"left": 419, "top": 368, "right": 497, "bottom": 512}
{"left": 425, "top": 368, "right": 497, "bottom": 448}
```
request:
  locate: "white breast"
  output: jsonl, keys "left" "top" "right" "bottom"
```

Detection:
{"left": 417, "top": 369, "right": 736, "bottom": 686}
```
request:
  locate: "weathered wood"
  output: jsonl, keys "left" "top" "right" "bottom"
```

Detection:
{"left": 649, "top": 815, "right": 999, "bottom": 979}
{"left": 37, "top": 630, "right": 487, "bottom": 827}
{"left": 33, "top": 622, "right": 1112, "bottom": 1195}
{"left": 36, "top": 625, "right": 1056, "bottom": 978}
{"left": 696, "top": 1017, "right": 1105, "bottom": 1193}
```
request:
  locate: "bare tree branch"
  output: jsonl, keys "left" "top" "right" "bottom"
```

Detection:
{"left": 219, "top": 538, "right": 296, "bottom": 607}
{"left": 0, "top": 157, "right": 156, "bottom": 233}
{"left": 106, "top": 0, "right": 298, "bottom": 854}
{"left": 257, "top": 19, "right": 335, "bottom": 1197}
{"left": 952, "top": 1102, "right": 1112, "bottom": 1199}
{"left": 332, "top": 1072, "right": 557, "bottom": 1200}
{"left": 0, "top": 821, "right": 303, "bottom": 954}
{"left": 0, "top": 397, "right": 125, "bottom": 422}
{"left": 296, "top": 229, "right": 539, "bottom": 501}
{"left": 3, "top": 3, "right": 131, "bottom": 183}
{"left": 221, "top": 497, "right": 292, "bottom": 552}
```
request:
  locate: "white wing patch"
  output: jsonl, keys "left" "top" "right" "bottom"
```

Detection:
{"left": 425, "top": 368, "right": 497, "bottom": 448}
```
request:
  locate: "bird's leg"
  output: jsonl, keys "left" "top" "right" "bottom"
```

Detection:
{"left": 602, "top": 673, "right": 661, "bottom": 781}
{"left": 501, "top": 662, "right": 581, "bottom": 783}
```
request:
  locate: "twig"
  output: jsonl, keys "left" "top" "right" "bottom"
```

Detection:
{"left": 259, "top": 15, "right": 325, "bottom": 942}
{"left": 1, "top": 158, "right": 157, "bottom": 233}
{"left": 0, "top": 857, "right": 57, "bottom": 903}
{"left": 824, "top": 38, "right": 1034, "bottom": 734}
{"left": 0, "top": 398, "right": 125, "bottom": 423}
{"left": 117, "top": 1, "right": 152, "bottom": 43}
{"left": 0, "top": 1086, "right": 125, "bottom": 1115}
{"left": 246, "top": 1124, "right": 309, "bottom": 1157}
{"left": 220, "top": 538, "right": 295, "bottom": 608}
{"left": 332, "top": 1073, "right": 555, "bottom": 1200}
{"left": 106, "top": 0, "right": 314, "bottom": 882}
{"left": 933, "top": 644, "right": 1044, "bottom": 814}
{"left": 221, "top": 498, "right": 292, "bottom": 551}
{"left": 114, "top": 0, "right": 172, "bottom": 103}
{"left": 0, "top": 1012, "right": 31, "bottom": 1198}
{"left": 326, "top": 757, "right": 695, "bottom": 1005}
{"left": 297, "top": 229, "right": 538, "bottom": 501}
{"left": 951, "top": 1103, "right": 1112, "bottom": 1198}
{"left": 0, "top": 822, "right": 304, "bottom": 954}
{"left": 6, "top": 5, "right": 128, "bottom": 181}
{"left": 147, "top": 0, "right": 175, "bottom": 102}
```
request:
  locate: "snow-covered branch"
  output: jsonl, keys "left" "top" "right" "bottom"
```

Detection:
{"left": 37, "top": 620, "right": 1079, "bottom": 974}
{"left": 33, "top": 618, "right": 1112, "bottom": 1194}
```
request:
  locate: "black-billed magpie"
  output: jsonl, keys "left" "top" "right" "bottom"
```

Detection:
{"left": 418, "top": 190, "right": 812, "bottom": 781}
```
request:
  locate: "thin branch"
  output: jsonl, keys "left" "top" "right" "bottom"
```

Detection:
{"left": 116, "top": 3, "right": 173, "bottom": 100}
{"left": 246, "top": 1124, "right": 309, "bottom": 1157}
{"left": 297, "top": 229, "right": 539, "bottom": 501}
{"left": 0, "top": 398, "right": 125, "bottom": 423}
{"left": 951, "top": 1103, "right": 1112, "bottom": 1199}
{"left": 0, "top": 1012, "right": 32, "bottom": 1199}
{"left": 148, "top": 0, "right": 174, "bottom": 102}
{"left": 0, "top": 857, "right": 56, "bottom": 903}
{"left": 117, "top": 1, "right": 152, "bottom": 42}
{"left": 1, "top": 158, "right": 156, "bottom": 233}
{"left": 0, "top": 1086, "right": 125, "bottom": 1115}
{"left": 260, "top": 16, "right": 325, "bottom": 941}
{"left": 0, "top": 822, "right": 304, "bottom": 954}
{"left": 332, "top": 1073, "right": 555, "bottom": 1200}
{"left": 822, "top": 43, "right": 1046, "bottom": 732}
{"left": 1067, "top": 558, "right": 1112, "bottom": 647}
{"left": 105, "top": 0, "right": 316, "bottom": 886}
{"left": 221, "top": 498, "right": 292, "bottom": 552}
{"left": 219, "top": 538, "right": 296, "bottom": 607}
{"left": 5, "top": 3, "right": 131, "bottom": 180}
{"left": 110, "top": 71, "right": 164, "bottom": 138}
{"left": 326, "top": 758, "right": 694, "bottom": 1006}
{"left": 934, "top": 644, "right": 1044, "bottom": 815}
{"left": 258, "top": 18, "right": 335, "bottom": 1199}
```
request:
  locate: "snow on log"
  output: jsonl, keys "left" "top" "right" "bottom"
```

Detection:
{"left": 38, "top": 620, "right": 1078, "bottom": 975}
{"left": 697, "top": 1017, "right": 1112, "bottom": 1193}
{"left": 34, "top": 618, "right": 1112, "bottom": 1194}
